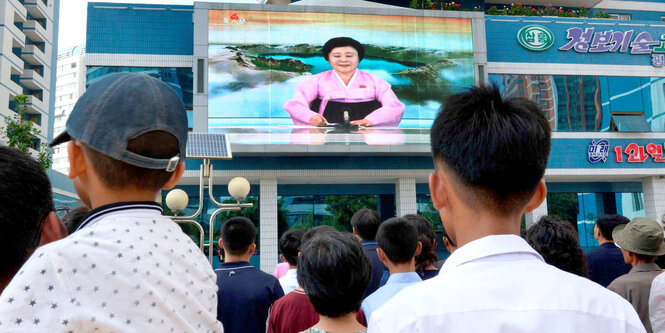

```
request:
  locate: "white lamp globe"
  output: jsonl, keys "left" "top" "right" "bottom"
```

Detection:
{"left": 228, "top": 177, "right": 250, "bottom": 199}
{"left": 165, "top": 189, "right": 189, "bottom": 211}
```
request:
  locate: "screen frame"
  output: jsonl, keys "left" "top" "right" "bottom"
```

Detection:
{"left": 193, "top": 2, "right": 487, "bottom": 155}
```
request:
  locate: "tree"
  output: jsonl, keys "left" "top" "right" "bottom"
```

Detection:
{"left": 1, "top": 95, "right": 52, "bottom": 169}
{"left": 323, "top": 195, "right": 378, "bottom": 232}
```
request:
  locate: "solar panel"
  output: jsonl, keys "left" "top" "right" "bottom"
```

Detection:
{"left": 186, "top": 133, "right": 232, "bottom": 159}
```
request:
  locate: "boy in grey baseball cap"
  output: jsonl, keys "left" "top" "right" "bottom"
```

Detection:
{"left": 0, "top": 73, "right": 223, "bottom": 332}
{"left": 608, "top": 217, "right": 665, "bottom": 333}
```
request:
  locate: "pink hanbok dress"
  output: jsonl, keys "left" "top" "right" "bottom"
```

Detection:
{"left": 284, "top": 70, "right": 405, "bottom": 127}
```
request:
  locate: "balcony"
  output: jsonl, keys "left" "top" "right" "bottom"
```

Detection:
{"left": 24, "top": 0, "right": 51, "bottom": 20}
{"left": 5, "top": 78, "right": 23, "bottom": 97}
{"left": 22, "top": 20, "right": 49, "bottom": 44}
{"left": 21, "top": 44, "right": 47, "bottom": 66}
{"left": 20, "top": 69, "right": 47, "bottom": 91}
{"left": 25, "top": 94, "right": 47, "bottom": 115}
{"left": 5, "top": 48, "right": 25, "bottom": 76}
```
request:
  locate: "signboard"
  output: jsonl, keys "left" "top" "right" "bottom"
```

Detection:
{"left": 588, "top": 139, "right": 665, "bottom": 164}
{"left": 485, "top": 18, "right": 665, "bottom": 66}
{"left": 558, "top": 28, "right": 665, "bottom": 67}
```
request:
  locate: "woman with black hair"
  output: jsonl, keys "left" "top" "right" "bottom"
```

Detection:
{"left": 284, "top": 37, "right": 404, "bottom": 128}
{"left": 525, "top": 215, "right": 588, "bottom": 277}
{"left": 403, "top": 214, "right": 440, "bottom": 280}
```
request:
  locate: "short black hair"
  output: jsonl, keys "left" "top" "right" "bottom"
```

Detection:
{"left": 297, "top": 233, "right": 371, "bottom": 318}
{"left": 220, "top": 217, "right": 256, "bottom": 256}
{"left": 82, "top": 130, "right": 180, "bottom": 191}
{"left": 62, "top": 205, "right": 90, "bottom": 234}
{"left": 376, "top": 217, "right": 419, "bottom": 264}
{"left": 350, "top": 209, "right": 380, "bottom": 241}
{"left": 403, "top": 214, "right": 438, "bottom": 272}
{"left": 596, "top": 214, "right": 630, "bottom": 241}
{"left": 300, "top": 225, "right": 339, "bottom": 250}
{"left": 322, "top": 37, "right": 365, "bottom": 61}
{"left": 0, "top": 146, "right": 54, "bottom": 277}
{"left": 279, "top": 229, "right": 305, "bottom": 266}
{"left": 431, "top": 85, "right": 551, "bottom": 216}
{"left": 526, "top": 215, "right": 588, "bottom": 277}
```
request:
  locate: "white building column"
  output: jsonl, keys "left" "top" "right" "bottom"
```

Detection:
{"left": 259, "top": 178, "right": 278, "bottom": 273}
{"left": 524, "top": 195, "right": 548, "bottom": 230}
{"left": 642, "top": 176, "right": 665, "bottom": 224}
{"left": 395, "top": 177, "right": 417, "bottom": 217}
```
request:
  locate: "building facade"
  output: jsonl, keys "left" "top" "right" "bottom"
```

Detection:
{"left": 86, "top": 0, "right": 665, "bottom": 272}
{"left": 0, "top": 0, "right": 59, "bottom": 150}
{"left": 52, "top": 44, "right": 85, "bottom": 174}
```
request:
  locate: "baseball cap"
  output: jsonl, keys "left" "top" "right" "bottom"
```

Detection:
{"left": 49, "top": 72, "right": 188, "bottom": 171}
{"left": 612, "top": 217, "right": 665, "bottom": 257}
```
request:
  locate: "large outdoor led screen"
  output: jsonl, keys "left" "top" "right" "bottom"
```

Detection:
{"left": 208, "top": 9, "right": 474, "bottom": 145}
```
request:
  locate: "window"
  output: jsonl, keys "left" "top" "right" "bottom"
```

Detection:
{"left": 661, "top": 16, "right": 665, "bottom": 22}
{"left": 609, "top": 13, "right": 631, "bottom": 21}
{"left": 71, "top": 63, "right": 76, "bottom": 68}
{"left": 197, "top": 59, "right": 204, "bottom": 94}
{"left": 610, "top": 112, "right": 651, "bottom": 132}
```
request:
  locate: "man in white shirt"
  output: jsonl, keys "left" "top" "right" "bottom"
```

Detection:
{"left": 277, "top": 229, "right": 304, "bottom": 294}
{"left": 649, "top": 272, "right": 665, "bottom": 332}
{"left": 0, "top": 73, "right": 223, "bottom": 332}
{"left": 368, "top": 85, "right": 644, "bottom": 333}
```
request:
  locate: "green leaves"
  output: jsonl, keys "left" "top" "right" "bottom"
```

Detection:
{"left": 1, "top": 95, "right": 52, "bottom": 170}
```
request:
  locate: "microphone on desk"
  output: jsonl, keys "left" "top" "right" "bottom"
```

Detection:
{"left": 333, "top": 109, "right": 358, "bottom": 132}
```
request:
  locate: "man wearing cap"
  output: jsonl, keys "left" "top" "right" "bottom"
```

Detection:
{"left": 608, "top": 217, "right": 665, "bottom": 333}
{"left": 0, "top": 73, "right": 223, "bottom": 332}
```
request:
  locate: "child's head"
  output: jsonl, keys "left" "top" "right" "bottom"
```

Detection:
{"left": 279, "top": 229, "right": 305, "bottom": 266}
{"left": 429, "top": 85, "right": 551, "bottom": 240}
{"left": 49, "top": 73, "right": 189, "bottom": 203}
{"left": 219, "top": 217, "right": 257, "bottom": 257}
{"left": 350, "top": 208, "right": 380, "bottom": 241}
{"left": 376, "top": 217, "right": 420, "bottom": 266}
{"left": 297, "top": 232, "right": 371, "bottom": 318}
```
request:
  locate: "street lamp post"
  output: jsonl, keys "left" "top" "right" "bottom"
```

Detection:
{"left": 165, "top": 158, "right": 253, "bottom": 263}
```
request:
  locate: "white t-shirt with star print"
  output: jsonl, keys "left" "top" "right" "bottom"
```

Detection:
{"left": 0, "top": 203, "right": 223, "bottom": 333}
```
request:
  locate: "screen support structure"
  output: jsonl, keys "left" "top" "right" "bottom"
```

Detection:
{"left": 168, "top": 133, "right": 253, "bottom": 264}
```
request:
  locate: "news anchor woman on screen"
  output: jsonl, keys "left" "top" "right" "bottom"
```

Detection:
{"left": 284, "top": 37, "right": 405, "bottom": 127}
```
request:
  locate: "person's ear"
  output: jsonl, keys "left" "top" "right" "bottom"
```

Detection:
{"left": 429, "top": 171, "right": 449, "bottom": 211}
{"left": 524, "top": 180, "right": 547, "bottom": 213}
{"left": 376, "top": 248, "right": 388, "bottom": 263}
{"left": 249, "top": 243, "right": 257, "bottom": 255}
{"left": 67, "top": 141, "right": 86, "bottom": 180}
{"left": 218, "top": 238, "right": 224, "bottom": 250}
{"left": 414, "top": 241, "right": 422, "bottom": 257}
{"left": 39, "top": 211, "right": 67, "bottom": 247}
{"left": 280, "top": 254, "right": 287, "bottom": 263}
{"left": 162, "top": 163, "right": 186, "bottom": 190}
{"left": 442, "top": 236, "right": 456, "bottom": 254}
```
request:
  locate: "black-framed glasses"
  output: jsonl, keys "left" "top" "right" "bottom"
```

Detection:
{"left": 55, "top": 205, "right": 70, "bottom": 217}
{"left": 32, "top": 212, "right": 48, "bottom": 247}
{"left": 32, "top": 206, "right": 70, "bottom": 247}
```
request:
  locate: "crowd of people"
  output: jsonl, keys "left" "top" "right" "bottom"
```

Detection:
{"left": 1, "top": 72, "right": 665, "bottom": 332}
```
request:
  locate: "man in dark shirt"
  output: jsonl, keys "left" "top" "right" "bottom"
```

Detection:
{"left": 587, "top": 214, "right": 632, "bottom": 287}
{"left": 351, "top": 208, "right": 387, "bottom": 298}
{"left": 216, "top": 217, "right": 284, "bottom": 333}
